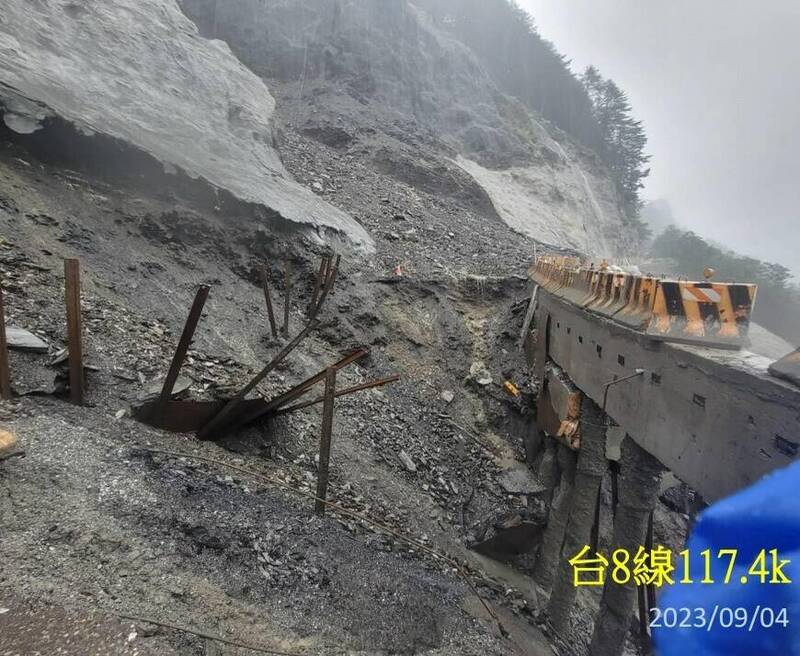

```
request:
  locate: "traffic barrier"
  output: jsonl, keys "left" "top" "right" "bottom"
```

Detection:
{"left": 585, "top": 271, "right": 614, "bottom": 310}
{"left": 615, "top": 276, "right": 657, "bottom": 329}
{"left": 645, "top": 281, "right": 757, "bottom": 348}
{"left": 554, "top": 267, "right": 573, "bottom": 294}
{"left": 577, "top": 270, "right": 602, "bottom": 306}
{"left": 595, "top": 273, "right": 630, "bottom": 317}
{"left": 768, "top": 349, "right": 800, "bottom": 387}
{"left": 561, "top": 269, "right": 592, "bottom": 305}
{"left": 531, "top": 259, "right": 759, "bottom": 350}
{"left": 549, "top": 267, "right": 569, "bottom": 298}
{"left": 531, "top": 260, "right": 550, "bottom": 288}
{"left": 542, "top": 263, "right": 565, "bottom": 293}
{"left": 613, "top": 275, "right": 640, "bottom": 319}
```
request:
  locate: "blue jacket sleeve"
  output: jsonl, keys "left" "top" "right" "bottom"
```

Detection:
{"left": 654, "top": 460, "right": 800, "bottom": 655}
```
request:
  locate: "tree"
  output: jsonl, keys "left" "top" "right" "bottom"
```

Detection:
{"left": 582, "top": 67, "right": 650, "bottom": 217}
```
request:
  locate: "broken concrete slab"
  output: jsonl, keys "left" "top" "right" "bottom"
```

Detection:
{"left": 6, "top": 327, "right": 48, "bottom": 353}
{"left": 7, "top": 350, "right": 58, "bottom": 396}
{"left": 441, "top": 390, "right": 455, "bottom": 404}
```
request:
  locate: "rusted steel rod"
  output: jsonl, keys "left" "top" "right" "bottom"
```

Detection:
{"left": 263, "top": 348, "right": 367, "bottom": 413}
{"left": 309, "top": 255, "right": 340, "bottom": 321}
{"left": 0, "top": 281, "right": 11, "bottom": 400}
{"left": 308, "top": 256, "right": 329, "bottom": 319}
{"left": 64, "top": 259, "right": 84, "bottom": 405}
{"left": 228, "top": 348, "right": 369, "bottom": 433}
{"left": 323, "top": 254, "right": 333, "bottom": 285}
{"left": 327, "top": 254, "right": 341, "bottom": 296}
{"left": 282, "top": 261, "right": 292, "bottom": 337}
{"left": 159, "top": 285, "right": 210, "bottom": 406}
{"left": 261, "top": 265, "right": 278, "bottom": 339}
{"left": 276, "top": 374, "right": 400, "bottom": 415}
{"left": 315, "top": 367, "right": 336, "bottom": 515}
{"left": 198, "top": 320, "right": 319, "bottom": 440}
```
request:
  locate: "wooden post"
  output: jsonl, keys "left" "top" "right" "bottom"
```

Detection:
{"left": 159, "top": 285, "right": 210, "bottom": 405}
{"left": 64, "top": 259, "right": 84, "bottom": 405}
{"left": 0, "top": 281, "right": 11, "bottom": 400}
{"left": 282, "top": 261, "right": 292, "bottom": 337}
{"left": 261, "top": 265, "right": 278, "bottom": 339}
{"left": 315, "top": 367, "right": 336, "bottom": 515}
{"left": 221, "top": 348, "right": 367, "bottom": 438}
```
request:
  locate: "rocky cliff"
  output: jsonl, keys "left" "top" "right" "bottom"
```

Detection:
{"left": 180, "top": 0, "right": 638, "bottom": 256}
{"left": 0, "top": 0, "right": 639, "bottom": 256}
{"left": 0, "top": 0, "right": 373, "bottom": 250}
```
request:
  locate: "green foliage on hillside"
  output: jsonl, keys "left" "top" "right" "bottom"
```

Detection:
{"left": 651, "top": 226, "right": 800, "bottom": 344}
{"left": 582, "top": 66, "right": 650, "bottom": 217}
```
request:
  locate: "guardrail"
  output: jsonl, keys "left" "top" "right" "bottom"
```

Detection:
{"left": 531, "top": 257, "right": 758, "bottom": 349}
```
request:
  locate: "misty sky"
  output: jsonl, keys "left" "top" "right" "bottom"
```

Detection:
{"left": 521, "top": 0, "right": 800, "bottom": 278}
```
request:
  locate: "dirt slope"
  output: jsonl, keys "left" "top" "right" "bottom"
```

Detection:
{"left": 0, "top": 109, "right": 557, "bottom": 655}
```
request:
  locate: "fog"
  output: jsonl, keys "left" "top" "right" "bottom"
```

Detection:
{"left": 521, "top": 0, "right": 800, "bottom": 278}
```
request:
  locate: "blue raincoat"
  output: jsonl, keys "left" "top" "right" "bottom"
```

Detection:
{"left": 654, "top": 460, "right": 800, "bottom": 654}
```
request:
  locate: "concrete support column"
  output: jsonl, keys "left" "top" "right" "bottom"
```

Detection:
{"left": 534, "top": 442, "right": 576, "bottom": 590}
{"left": 538, "top": 437, "right": 563, "bottom": 502}
{"left": 547, "top": 397, "right": 608, "bottom": 634}
{"left": 588, "top": 436, "right": 664, "bottom": 656}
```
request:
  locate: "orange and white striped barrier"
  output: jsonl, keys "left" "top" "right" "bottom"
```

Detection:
{"left": 645, "top": 281, "right": 757, "bottom": 348}
{"left": 528, "top": 257, "right": 758, "bottom": 350}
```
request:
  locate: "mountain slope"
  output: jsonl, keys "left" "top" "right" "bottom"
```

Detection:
{"left": 0, "top": 0, "right": 373, "bottom": 249}
{"left": 180, "top": 0, "right": 638, "bottom": 256}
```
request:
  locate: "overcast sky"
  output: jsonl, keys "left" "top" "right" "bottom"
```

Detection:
{"left": 521, "top": 0, "right": 800, "bottom": 278}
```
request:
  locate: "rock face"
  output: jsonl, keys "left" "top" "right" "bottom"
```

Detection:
{"left": 0, "top": 0, "right": 373, "bottom": 250}
{"left": 456, "top": 151, "right": 627, "bottom": 256}
{"left": 180, "top": 0, "right": 638, "bottom": 256}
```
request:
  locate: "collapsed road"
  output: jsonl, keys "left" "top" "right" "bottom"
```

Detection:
{"left": 0, "top": 2, "right": 798, "bottom": 656}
